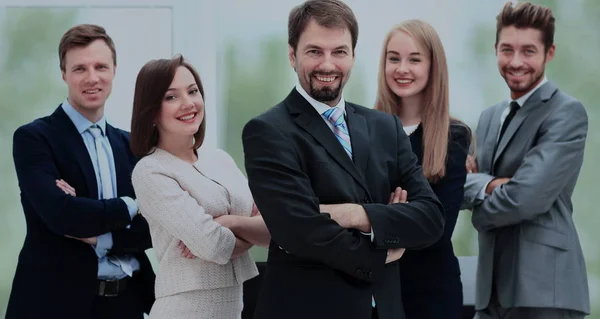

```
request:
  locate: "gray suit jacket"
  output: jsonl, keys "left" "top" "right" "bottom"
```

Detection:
{"left": 463, "top": 81, "right": 590, "bottom": 314}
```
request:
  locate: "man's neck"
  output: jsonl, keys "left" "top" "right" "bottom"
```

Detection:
{"left": 69, "top": 99, "right": 104, "bottom": 124}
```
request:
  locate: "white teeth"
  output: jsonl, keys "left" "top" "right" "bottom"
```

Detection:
{"left": 511, "top": 72, "right": 525, "bottom": 77}
{"left": 178, "top": 114, "right": 195, "bottom": 121}
{"left": 396, "top": 79, "right": 412, "bottom": 84}
{"left": 85, "top": 89, "right": 100, "bottom": 94}
{"left": 316, "top": 76, "right": 335, "bottom": 82}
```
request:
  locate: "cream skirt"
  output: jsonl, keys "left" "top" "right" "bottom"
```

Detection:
{"left": 149, "top": 285, "right": 243, "bottom": 319}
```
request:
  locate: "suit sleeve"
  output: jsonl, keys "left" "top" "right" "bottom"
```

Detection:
{"left": 12, "top": 125, "right": 132, "bottom": 238}
{"left": 242, "top": 118, "right": 386, "bottom": 282}
{"left": 430, "top": 125, "right": 470, "bottom": 241}
{"left": 109, "top": 214, "right": 153, "bottom": 256}
{"left": 132, "top": 161, "right": 236, "bottom": 265}
{"left": 361, "top": 116, "right": 445, "bottom": 250}
{"left": 462, "top": 109, "right": 495, "bottom": 210}
{"left": 472, "top": 101, "right": 587, "bottom": 231}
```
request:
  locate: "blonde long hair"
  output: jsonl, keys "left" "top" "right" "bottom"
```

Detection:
{"left": 375, "top": 19, "right": 450, "bottom": 183}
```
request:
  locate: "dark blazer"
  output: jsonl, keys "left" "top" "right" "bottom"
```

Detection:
{"left": 242, "top": 89, "right": 445, "bottom": 319}
{"left": 6, "top": 105, "right": 155, "bottom": 319}
{"left": 399, "top": 122, "right": 470, "bottom": 319}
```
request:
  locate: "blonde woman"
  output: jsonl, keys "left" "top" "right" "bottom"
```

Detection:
{"left": 375, "top": 20, "right": 471, "bottom": 319}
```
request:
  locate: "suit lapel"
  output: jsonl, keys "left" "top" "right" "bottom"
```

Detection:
{"left": 492, "top": 81, "right": 558, "bottom": 168}
{"left": 51, "top": 106, "right": 98, "bottom": 199}
{"left": 286, "top": 90, "right": 367, "bottom": 189}
{"left": 345, "top": 103, "right": 370, "bottom": 179}
{"left": 106, "top": 125, "right": 132, "bottom": 197}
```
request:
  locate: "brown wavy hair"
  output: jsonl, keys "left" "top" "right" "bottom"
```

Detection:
{"left": 130, "top": 55, "right": 205, "bottom": 158}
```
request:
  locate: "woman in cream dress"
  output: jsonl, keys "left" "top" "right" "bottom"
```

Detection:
{"left": 129, "top": 55, "right": 270, "bottom": 319}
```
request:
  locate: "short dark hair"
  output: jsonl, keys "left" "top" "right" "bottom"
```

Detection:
{"left": 58, "top": 24, "right": 116, "bottom": 72}
{"left": 288, "top": 0, "right": 359, "bottom": 53}
{"left": 130, "top": 55, "right": 206, "bottom": 158}
{"left": 495, "top": 1, "right": 555, "bottom": 52}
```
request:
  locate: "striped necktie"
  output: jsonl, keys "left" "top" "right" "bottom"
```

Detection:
{"left": 322, "top": 107, "right": 352, "bottom": 159}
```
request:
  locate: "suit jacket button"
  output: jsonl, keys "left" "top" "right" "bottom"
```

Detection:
{"left": 367, "top": 271, "right": 373, "bottom": 279}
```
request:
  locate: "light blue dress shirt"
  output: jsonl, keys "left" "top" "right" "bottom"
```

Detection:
{"left": 62, "top": 100, "right": 140, "bottom": 279}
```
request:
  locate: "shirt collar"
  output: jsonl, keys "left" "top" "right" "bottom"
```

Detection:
{"left": 512, "top": 76, "right": 548, "bottom": 107}
{"left": 61, "top": 99, "right": 107, "bottom": 135}
{"left": 295, "top": 83, "right": 346, "bottom": 116}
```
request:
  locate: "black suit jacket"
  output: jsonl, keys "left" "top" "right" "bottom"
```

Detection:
{"left": 399, "top": 122, "right": 470, "bottom": 319}
{"left": 6, "top": 105, "right": 155, "bottom": 319}
{"left": 242, "top": 89, "right": 445, "bottom": 319}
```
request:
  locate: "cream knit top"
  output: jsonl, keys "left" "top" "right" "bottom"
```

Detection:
{"left": 132, "top": 147, "right": 258, "bottom": 298}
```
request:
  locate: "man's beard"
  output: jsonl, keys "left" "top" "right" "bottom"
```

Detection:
{"left": 309, "top": 72, "right": 343, "bottom": 103}
{"left": 503, "top": 58, "right": 546, "bottom": 94}
{"left": 505, "top": 69, "right": 543, "bottom": 93}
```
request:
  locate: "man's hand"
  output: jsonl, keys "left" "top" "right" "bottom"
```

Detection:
{"left": 485, "top": 177, "right": 510, "bottom": 195}
{"left": 388, "top": 187, "right": 408, "bottom": 204}
{"left": 65, "top": 235, "right": 98, "bottom": 246}
{"left": 56, "top": 179, "right": 76, "bottom": 196}
{"left": 386, "top": 187, "right": 407, "bottom": 262}
{"left": 178, "top": 240, "right": 197, "bottom": 259}
{"left": 385, "top": 248, "right": 406, "bottom": 264}
{"left": 319, "top": 204, "right": 370, "bottom": 232}
{"left": 466, "top": 154, "right": 478, "bottom": 173}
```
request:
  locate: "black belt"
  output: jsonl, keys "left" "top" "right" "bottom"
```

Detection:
{"left": 96, "top": 275, "right": 133, "bottom": 297}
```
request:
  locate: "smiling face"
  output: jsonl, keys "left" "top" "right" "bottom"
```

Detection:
{"left": 289, "top": 18, "right": 355, "bottom": 106}
{"left": 62, "top": 39, "right": 115, "bottom": 122}
{"left": 496, "top": 25, "right": 554, "bottom": 99}
{"left": 384, "top": 31, "right": 431, "bottom": 102}
{"left": 156, "top": 66, "right": 204, "bottom": 141}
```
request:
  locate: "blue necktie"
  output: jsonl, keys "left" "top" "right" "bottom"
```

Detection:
{"left": 323, "top": 107, "right": 353, "bottom": 159}
{"left": 88, "top": 125, "right": 133, "bottom": 277}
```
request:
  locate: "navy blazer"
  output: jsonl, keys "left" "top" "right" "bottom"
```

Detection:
{"left": 6, "top": 105, "right": 155, "bottom": 319}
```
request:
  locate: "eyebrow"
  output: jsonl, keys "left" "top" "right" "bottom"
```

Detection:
{"left": 304, "top": 44, "right": 350, "bottom": 51}
{"left": 499, "top": 43, "right": 538, "bottom": 49}
{"left": 166, "top": 83, "right": 197, "bottom": 92}
{"left": 386, "top": 50, "right": 421, "bottom": 56}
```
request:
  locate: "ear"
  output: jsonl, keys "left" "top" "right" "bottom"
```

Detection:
{"left": 62, "top": 71, "right": 66, "bottom": 83}
{"left": 113, "top": 63, "right": 117, "bottom": 75}
{"left": 545, "top": 44, "right": 555, "bottom": 63}
{"left": 288, "top": 45, "right": 297, "bottom": 70}
{"left": 494, "top": 43, "right": 498, "bottom": 56}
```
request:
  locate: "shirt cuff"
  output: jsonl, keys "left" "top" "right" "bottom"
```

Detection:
{"left": 477, "top": 182, "right": 491, "bottom": 200}
{"left": 121, "top": 197, "right": 138, "bottom": 220}
{"left": 94, "top": 232, "right": 113, "bottom": 258}
{"left": 360, "top": 227, "right": 375, "bottom": 242}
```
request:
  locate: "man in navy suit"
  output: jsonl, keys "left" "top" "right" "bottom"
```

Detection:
{"left": 6, "top": 24, "right": 155, "bottom": 319}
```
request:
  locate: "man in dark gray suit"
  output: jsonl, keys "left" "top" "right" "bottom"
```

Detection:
{"left": 463, "top": 2, "right": 590, "bottom": 318}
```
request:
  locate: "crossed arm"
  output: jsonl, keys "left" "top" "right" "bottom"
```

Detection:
{"left": 241, "top": 117, "right": 444, "bottom": 281}
{"left": 465, "top": 101, "right": 588, "bottom": 231}
{"left": 13, "top": 126, "right": 149, "bottom": 256}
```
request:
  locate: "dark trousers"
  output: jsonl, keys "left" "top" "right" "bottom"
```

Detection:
{"left": 90, "top": 280, "right": 146, "bottom": 319}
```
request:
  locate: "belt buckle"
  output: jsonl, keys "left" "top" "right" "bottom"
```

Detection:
{"left": 99, "top": 279, "right": 119, "bottom": 297}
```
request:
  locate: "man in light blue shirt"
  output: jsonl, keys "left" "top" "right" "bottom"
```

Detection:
{"left": 7, "top": 24, "right": 155, "bottom": 319}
